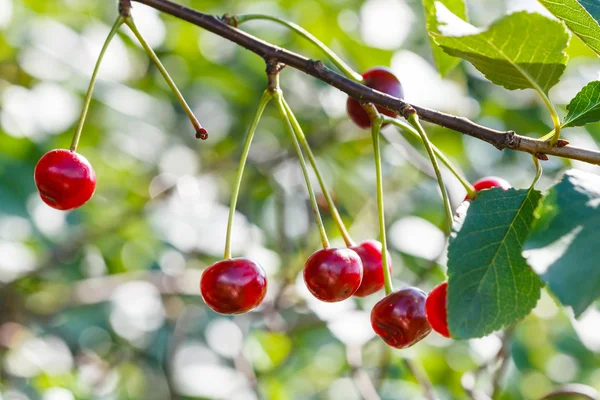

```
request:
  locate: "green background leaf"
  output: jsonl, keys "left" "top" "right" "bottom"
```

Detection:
{"left": 563, "top": 81, "right": 600, "bottom": 127}
{"left": 539, "top": 0, "right": 600, "bottom": 56}
{"left": 422, "top": 0, "right": 467, "bottom": 76}
{"left": 448, "top": 188, "right": 543, "bottom": 339}
{"left": 525, "top": 169, "right": 600, "bottom": 316}
{"left": 433, "top": 12, "right": 569, "bottom": 93}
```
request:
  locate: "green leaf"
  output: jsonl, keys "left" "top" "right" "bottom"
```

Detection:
{"left": 525, "top": 169, "right": 600, "bottom": 316}
{"left": 422, "top": 0, "right": 467, "bottom": 76}
{"left": 563, "top": 81, "right": 600, "bottom": 127}
{"left": 539, "top": 0, "right": 600, "bottom": 56}
{"left": 447, "top": 188, "right": 543, "bottom": 339}
{"left": 432, "top": 11, "right": 570, "bottom": 93}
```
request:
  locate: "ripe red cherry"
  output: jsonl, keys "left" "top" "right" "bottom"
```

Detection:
{"left": 200, "top": 258, "right": 267, "bottom": 315}
{"left": 304, "top": 247, "right": 363, "bottom": 302}
{"left": 465, "top": 176, "right": 511, "bottom": 200}
{"left": 351, "top": 240, "right": 391, "bottom": 297}
{"left": 347, "top": 67, "right": 404, "bottom": 129}
{"left": 371, "top": 287, "right": 432, "bottom": 349}
{"left": 425, "top": 281, "right": 450, "bottom": 338}
{"left": 34, "top": 149, "right": 96, "bottom": 211}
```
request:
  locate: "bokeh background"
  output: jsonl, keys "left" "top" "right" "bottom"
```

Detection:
{"left": 0, "top": 0, "right": 599, "bottom": 399}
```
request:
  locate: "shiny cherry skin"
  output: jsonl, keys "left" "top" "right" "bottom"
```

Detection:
{"left": 304, "top": 247, "right": 363, "bottom": 302}
{"left": 425, "top": 281, "right": 450, "bottom": 338}
{"left": 371, "top": 287, "right": 432, "bottom": 349}
{"left": 351, "top": 240, "right": 391, "bottom": 297}
{"left": 347, "top": 67, "right": 404, "bottom": 129}
{"left": 465, "top": 176, "right": 511, "bottom": 200}
{"left": 200, "top": 258, "right": 267, "bottom": 315}
{"left": 34, "top": 149, "right": 96, "bottom": 210}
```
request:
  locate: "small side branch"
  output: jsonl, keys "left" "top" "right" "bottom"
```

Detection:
{"left": 131, "top": 0, "right": 600, "bottom": 165}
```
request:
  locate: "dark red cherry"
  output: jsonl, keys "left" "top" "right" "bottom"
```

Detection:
{"left": 34, "top": 149, "right": 96, "bottom": 210}
{"left": 425, "top": 281, "right": 450, "bottom": 338}
{"left": 200, "top": 258, "right": 267, "bottom": 315}
{"left": 351, "top": 240, "right": 391, "bottom": 297}
{"left": 371, "top": 287, "right": 431, "bottom": 349}
{"left": 304, "top": 247, "right": 363, "bottom": 302}
{"left": 465, "top": 176, "right": 511, "bottom": 200}
{"left": 347, "top": 67, "right": 404, "bottom": 129}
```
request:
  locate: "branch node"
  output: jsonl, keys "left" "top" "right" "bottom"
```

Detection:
{"left": 119, "top": 0, "right": 132, "bottom": 17}
{"left": 221, "top": 13, "right": 239, "bottom": 27}
{"left": 504, "top": 130, "right": 519, "bottom": 150}
{"left": 307, "top": 59, "right": 326, "bottom": 73}
{"left": 402, "top": 105, "right": 417, "bottom": 120}
{"left": 535, "top": 152, "right": 549, "bottom": 161}
{"left": 266, "top": 58, "right": 285, "bottom": 90}
{"left": 557, "top": 139, "right": 570, "bottom": 148}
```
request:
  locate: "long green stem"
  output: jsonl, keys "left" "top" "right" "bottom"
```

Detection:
{"left": 281, "top": 97, "right": 355, "bottom": 247}
{"left": 234, "top": 14, "right": 363, "bottom": 83}
{"left": 366, "top": 106, "right": 393, "bottom": 295}
{"left": 383, "top": 116, "right": 476, "bottom": 198}
{"left": 538, "top": 90, "right": 561, "bottom": 145}
{"left": 125, "top": 17, "right": 207, "bottom": 139}
{"left": 274, "top": 91, "right": 330, "bottom": 249}
{"left": 531, "top": 155, "right": 543, "bottom": 188}
{"left": 223, "top": 90, "right": 272, "bottom": 259}
{"left": 70, "top": 16, "right": 124, "bottom": 151}
{"left": 406, "top": 113, "right": 453, "bottom": 235}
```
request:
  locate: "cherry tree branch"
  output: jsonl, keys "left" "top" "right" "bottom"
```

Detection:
{"left": 130, "top": 0, "right": 600, "bottom": 165}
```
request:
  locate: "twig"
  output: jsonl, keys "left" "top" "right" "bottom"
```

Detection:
{"left": 403, "top": 358, "right": 439, "bottom": 400}
{"left": 538, "top": 384, "right": 599, "bottom": 400}
{"left": 491, "top": 326, "right": 515, "bottom": 399}
{"left": 129, "top": 0, "right": 600, "bottom": 165}
{"left": 346, "top": 346, "right": 382, "bottom": 400}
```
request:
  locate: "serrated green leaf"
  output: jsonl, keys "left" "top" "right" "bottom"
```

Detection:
{"left": 539, "top": 0, "right": 600, "bottom": 56}
{"left": 525, "top": 169, "right": 600, "bottom": 316}
{"left": 447, "top": 188, "right": 543, "bottom": 339}
{"left": 432, "top": 12, "right": 569, "bottom": 94}
{"left": 422, "top": 0, "right": 467, "bottom": 76}
{"left": 563, "top": 81, "right": 600, "bottom": 127}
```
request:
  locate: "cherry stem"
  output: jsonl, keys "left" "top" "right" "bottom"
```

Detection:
{"left": 233, "top": 14, "right": 363, "bottom": 83}
{"left": 281, "top": 97, "right": 355, "bottom": 247}
{"left": 406, "top": 112, "right": 453, "bottom": 235}
{"left": 364, "top": 105, "right": 393, "bottom": 295}
{"left": 70, "top": 16, "right": 124, "bottom": 151}
{"left": 531, "top": 155, "right": 543, "bottom": 188}
{"left": 538, "top": 90, "right": 561, "bottom": 145}
{"left": 274, "top": 91, "right": 330, "bottom": 249}
{"left": 223, "top": 90, "right": 272, "bottom": 259}
{"left": 124, "top": 17, "right": 208, "bottom": 139}
{"left": 382, "top": 116, "right": 476, "bottom": 199}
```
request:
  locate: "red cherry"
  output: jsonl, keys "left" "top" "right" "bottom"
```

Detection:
{"left": 465, "top": 176, "right": 511, "bottom": 200}
{"left": 347, "top": 67, "right": 404, "bottom": 129}
{"left": 34, "top": 149, "right": 96, "bottom": 210}
{"left": 425, "top": 281, "right": 450, "bottom": 338}
{"left": 304, "top": 247, "right": 363, "bottom": 302}
{"left": 351, "top": 240, "right": 391, "bottom": 297}
{"left": 200, "top": 258, "right": 267, "bottom": 315}
{"left": 370, "top": 287, "right": 431, "bottom": 349}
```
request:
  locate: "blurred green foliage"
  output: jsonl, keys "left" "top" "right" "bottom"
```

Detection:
{"left": 0, "top": 0, "right": 599, "bottom": 399}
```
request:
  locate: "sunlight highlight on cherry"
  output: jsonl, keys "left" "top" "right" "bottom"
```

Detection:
{"left": 371, "top": 287, "right": 431, "bottom": 349}
{"left": 304, "top": 247, "right": 363, "bottom": 302}
{"left": 425, "top": 281, "right": 450, "bottom": 338}
{"left": 34, "top": 149, "right": 96, "bottom": 211}
{"left": 200, "top": 258, "right": 267, "bottom": 315}
{"left": 347, "top": 67, "right": 404, "bottom": 129}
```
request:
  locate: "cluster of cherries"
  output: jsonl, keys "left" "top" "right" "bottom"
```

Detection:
{"left": 34, "top": 66, "right": 511, "bottom": 349}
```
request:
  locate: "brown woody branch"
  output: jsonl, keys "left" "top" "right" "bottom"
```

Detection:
{"left": 131, "top": 0, "right": 600, "bottom": 165}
